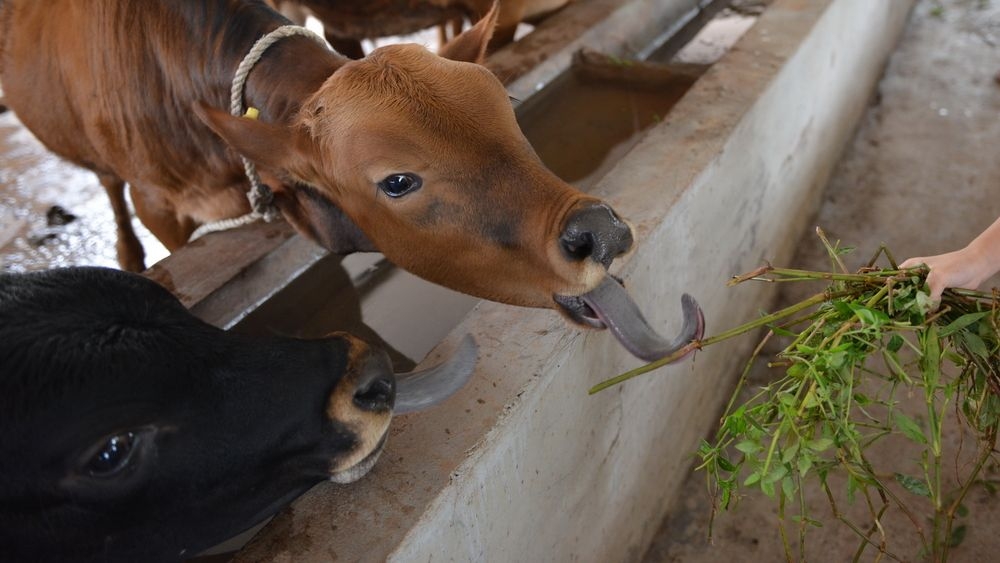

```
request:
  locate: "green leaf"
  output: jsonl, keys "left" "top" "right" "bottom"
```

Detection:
{"left": 944, "top": 349, "right": 968, "bottom": 365}
{"left": 735, "top": 440, "right": 763, "bottom": 455}
{"left": 765, "top": 465, "right": 789, "bottom": 484}
{"left": 832, "top": 301, "right": 853, "bottom": 317}
{"left": 697, "top": 440, "right": 714, "bottom": 457}
{"left": 760, "top": 478, "right": 776, "bottom": 498}
{"left": 781, "top": 443, "right": 800, "bottom": 464}
{"left": 807, "top": 438, "right": 834, "bottom": 452}
{"left": 802, "top": 386, "right": 820, "bottom": 408}
{"left": 852, "top": 306, "right": 878, "bottom": 326}
{"left": 887, "top": 333, "right": 905, "bottom": 352}
{"left": 948, "top": 525, "right": 968, "bottom": 548}
{"left": 781, "top": 475, "right": 796, "bottom": 500}
{"left": 770, "top": 325, "right": 798, "bottom": 338}
{"left": 795, "top": 343, "right": 818, "bottom": 355}
{"left": 939, "top": 311, "right": 989, "bottom": 336}
{"left": 914, "top": 290, "right": 934, "bottom": 315}
{"left": 744, "top": 472, "right": 762, "bottom": 486}
{"left": 827, "top": 350, "right": 848, "bottom": 370}
{"left": 957, "top": 503, "right": 969, "bottom": 518}
{"left": 960, "top": 331, "right": 989, "bottom": 359}
{"left": 894, "top": 473, "right": 931, "bottom": 497}
{"left": 894, "top": 412, "right": 928, "bottom": 444}
{"left": 846, "top": 474, "right": 859, "bottom": 503}
{"left": 797, "top": 455, "right": 813, "bottom": 477}
{"left": 720, "top": 479, "right": 734, "bottom": 509}
{"left": 778, "top": 392, "right": 797, "bottom": 407}
{"left": 717, "top": 456, "right": 737, "bottom": 473}
{"left": 722, "top": 408, "right": 748, "bottom": 435}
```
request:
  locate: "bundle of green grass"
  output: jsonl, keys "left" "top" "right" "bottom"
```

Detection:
{"left": 592, "top": 230, "right": 999, "bottom": 562}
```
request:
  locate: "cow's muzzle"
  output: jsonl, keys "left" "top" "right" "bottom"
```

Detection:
{"left": 329, "top": 431, "right": 389, "bottom": 484}
{"left": 559, "top": 203, "right": 633, "bottom": 267}
{"left": 328, "top": 336, "right": 477, "bottom": 483}
{"left": 335, "top": 334, "right": 478, "bottom": 417}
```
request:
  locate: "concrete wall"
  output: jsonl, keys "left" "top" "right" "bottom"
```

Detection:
{"left": 236, "top": 1, "right": 915, "bottom": 560}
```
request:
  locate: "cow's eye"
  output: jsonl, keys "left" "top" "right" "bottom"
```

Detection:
{"left": 86, "top": 432, "right": 139, "bottom": 477}
{"left": 378, "top": 173, "right": 422, "bottom": 198}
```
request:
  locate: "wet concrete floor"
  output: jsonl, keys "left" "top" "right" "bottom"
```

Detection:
{"left": 0, "top": 110, "right": 168, "bottom": 272}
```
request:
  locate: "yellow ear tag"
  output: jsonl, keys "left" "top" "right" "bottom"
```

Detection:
{"left": 244, "top": 107, "right": 260, "bottom": 120}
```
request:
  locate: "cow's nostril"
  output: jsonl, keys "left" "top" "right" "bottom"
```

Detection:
{"left": 560, "top": 231, "right": 595, "bottom": 262}
{"left": 353, "top": 374, "right": 394, "bottom": 412}
{"left": 560, "top": 203, "right": 633, "bottom": 267}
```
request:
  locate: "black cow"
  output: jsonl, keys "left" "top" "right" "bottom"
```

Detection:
{"left": 0, "top": 267, "right": 474, "bottom": 562}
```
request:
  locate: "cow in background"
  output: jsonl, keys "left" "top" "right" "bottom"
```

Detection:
{"left": 272, "top": 0, "right": 574, "bottom": 58}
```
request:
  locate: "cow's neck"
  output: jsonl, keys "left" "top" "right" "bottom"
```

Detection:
{"left": 170, "top": 0, "right": 339, "bottom": 125}
{"left": 242, "top": 36, "right": 344, "bottom": 126}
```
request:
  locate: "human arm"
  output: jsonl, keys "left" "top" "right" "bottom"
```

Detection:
{"left": 900, "top": 215, "right": 1000, "bottom": 304}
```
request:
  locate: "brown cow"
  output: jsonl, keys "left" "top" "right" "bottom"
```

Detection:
{"left": 272, "top": 0, "right": 573, "bottom": 59}
{"left": 0, "top": 0, "right": 701, "bottom": 361}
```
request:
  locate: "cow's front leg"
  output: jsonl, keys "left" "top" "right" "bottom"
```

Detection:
{"left": 128, "top": 184, "right": 194, "bottom": 254}
{"left": 98, "top": 173, "right": 146, "bottom": 272}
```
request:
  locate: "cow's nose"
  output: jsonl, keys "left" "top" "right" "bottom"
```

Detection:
{"left": 352, "top": 351, "right": 396, "bottom": 412}
{"left": 559, "top": 203, "right": 634, "bottom": 268}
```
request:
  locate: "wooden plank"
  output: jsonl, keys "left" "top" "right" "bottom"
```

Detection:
{"left": 571, "top": 47, "right": 708, "bottom": 89}
{"left": 486, "top": 0, "right": 626, "bottom": 85}
{"left": 143, "top": 220, "right": 326, "bottom": 328}
{"left": 495, "top": 0, "right": 705, "bottom": 100}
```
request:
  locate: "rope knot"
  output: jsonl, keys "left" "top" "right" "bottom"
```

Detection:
{"left": 231, "top": 25, "right": 326, "bottom": 224}
{"left": 190, "top": 25, "right": 327, "bottom": 242}
{"left": 250, "top": 183, "right": 281, "bottom": 222}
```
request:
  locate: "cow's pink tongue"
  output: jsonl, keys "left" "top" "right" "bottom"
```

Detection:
{"left": 581, "top": 275, "right": 704, "bottom": 362}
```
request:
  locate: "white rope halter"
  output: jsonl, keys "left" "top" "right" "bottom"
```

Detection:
{"left": 189, "top": 25, "right": 328, "bottom": 241}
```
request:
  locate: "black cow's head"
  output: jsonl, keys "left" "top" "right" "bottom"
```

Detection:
{"left": 0, "top": 267, "right": 474, "bottom": 562}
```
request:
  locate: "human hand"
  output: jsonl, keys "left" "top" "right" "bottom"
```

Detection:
{"left": 900, "top": 247, "right": 993, "bottom": 307}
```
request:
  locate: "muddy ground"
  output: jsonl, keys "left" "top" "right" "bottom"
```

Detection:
{"left": 644, "top": 0, "right": 1000, "bottom": 561}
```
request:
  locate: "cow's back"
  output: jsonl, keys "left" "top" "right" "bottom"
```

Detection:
{"left": 0, "top": 0, "right": 277, "bottom": 220}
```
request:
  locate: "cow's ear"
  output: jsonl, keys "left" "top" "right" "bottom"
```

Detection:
{"left": 193, "top": 102, "right": 316, "bottom": 178}
{"left": 437, "top": 1, "right": 498, "bottom": 63}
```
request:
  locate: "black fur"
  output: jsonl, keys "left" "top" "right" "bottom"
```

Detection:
{"left": 0, "top": 267, "right": 365, "bottom": 562}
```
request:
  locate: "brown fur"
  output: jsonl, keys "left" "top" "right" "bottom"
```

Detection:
{"left": 273, "top": 0, "right": 573, "bottom": 57}
{"left": 1, "top": 0, "right": 616, "bottom": 311}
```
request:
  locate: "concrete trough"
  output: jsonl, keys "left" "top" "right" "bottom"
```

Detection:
{"left": 225, "top": 0, "right": 916, "bottom": 560}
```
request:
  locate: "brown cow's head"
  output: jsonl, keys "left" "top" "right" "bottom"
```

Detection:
{"left": 197, "top": 8, "right": 703, "bottom": 362}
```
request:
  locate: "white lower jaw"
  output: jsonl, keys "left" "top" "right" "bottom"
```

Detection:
{"left": 329, "top": 436, "right": 386, "bottom": 484}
